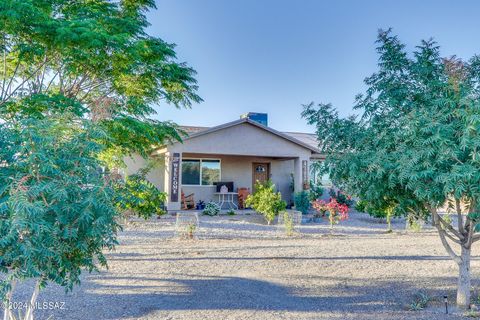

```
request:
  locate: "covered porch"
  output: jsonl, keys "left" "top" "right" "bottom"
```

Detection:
{"left": 161, "top": 152, "right": 311, "bottom": 211}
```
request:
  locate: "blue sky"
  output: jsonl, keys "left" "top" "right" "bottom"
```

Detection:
{"left": 148, "top": 0, "right": 480, "bottom": 132}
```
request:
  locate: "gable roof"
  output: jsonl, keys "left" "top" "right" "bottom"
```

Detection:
{"left": 178, "top": 118, "right": 322, "bottom": 153}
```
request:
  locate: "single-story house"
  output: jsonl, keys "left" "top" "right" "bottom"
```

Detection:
{"left": 124, "top": 113, "right": 327, "bottom": 211}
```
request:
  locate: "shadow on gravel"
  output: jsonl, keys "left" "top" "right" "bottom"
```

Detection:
{"left": 36, "top": 275, "right": 469, "bottom": 320}
{"left": 106, "top": 254, "right": 471, "bottom": 262}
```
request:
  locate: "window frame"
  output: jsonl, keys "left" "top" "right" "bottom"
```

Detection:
{"left": 181, "top": 158, "right": 221, "bottom": 186}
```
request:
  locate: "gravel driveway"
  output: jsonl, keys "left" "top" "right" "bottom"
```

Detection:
{"left": 7, "top": 212, "right": 479, "bottom": 319}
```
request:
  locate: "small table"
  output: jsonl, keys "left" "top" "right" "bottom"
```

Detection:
{"left": 214, "top": 192, "right": 238, "bottom": 210}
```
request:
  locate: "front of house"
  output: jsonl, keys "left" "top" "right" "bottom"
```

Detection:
{"left": 125, "top": 113, "right": 325, "bottom": 211}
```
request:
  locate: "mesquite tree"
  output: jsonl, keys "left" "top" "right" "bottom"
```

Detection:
{"left": 302, "top": 29, "right": 480, "bottom": 309}
{"left": 0, "top": 0, "right": 200, "bottom": 319}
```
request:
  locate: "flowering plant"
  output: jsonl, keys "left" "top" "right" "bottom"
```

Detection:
{"left": 311, "top": 198, "right": 349, "bottom": 229}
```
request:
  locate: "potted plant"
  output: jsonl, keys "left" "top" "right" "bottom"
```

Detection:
{"left": 196, "top": 200, "right": 206, "bottom": 210}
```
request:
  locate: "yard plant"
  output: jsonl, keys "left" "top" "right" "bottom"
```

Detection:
{"left": 312, "top": 199, "right": 349, "bottom": 230}
{"left": 303, "top": 29, "right": 480, "bottom": 309}
{"left": 245, "top": 180, "right": 286, "bottom": 225}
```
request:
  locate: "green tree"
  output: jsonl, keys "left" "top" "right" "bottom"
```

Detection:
{"left": 0, "top": 112, "right": 119, "bottom": 320}
{"left": 0, "top": 1, "right": 201, "bottom": 318}
{"left": 302, "top": 29, "right": 480, "bottom": 309}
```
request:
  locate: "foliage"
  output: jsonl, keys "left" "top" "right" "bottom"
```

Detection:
{"left": 328, "top": 189, "right": 354, "bottom": 207}
{"left": 0, "top": 0, "right": 201, "bottom": 160}
{"left": 114, "top": 171, "right": 167, "bottom": 220}
{"left": 354, "top": 200, "right": 367, "bottom": 212}
{"left": 408, "top": 290, "right": 430, "bottom": 311}
{"left": 203, "top": 202, "right": 220, "bottom": 216}
{"left": 283, "top": 212, "right": 295, "bottom": 236}
{"left": 312, "top": 199, "right": 349, "bottom": 229}
{"left": 0, "top": 114, "right": 120, "bottom": 305}
{"left": 245, "top": 180, "right": 287, "bottom": 225}
{"left": 302, "top": 29, "right": 480, "bottom": 308}
{"left": 226, "top": 209, "right": 236, "bottom": 216}
{"left": 308, "top": 182, "right": 324, "bottom": 201}
{"left": 294, "top": 191, "right": 310, "bottom": 214}
{"left": 0, "top": 0, "right": 201, "bottom": 317}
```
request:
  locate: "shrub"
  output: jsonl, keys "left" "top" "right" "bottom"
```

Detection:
{"left": 115, "top": 173, "right": 167, "bottom": 219}
{"left": 245, "top": 180, "right": 286, "bottom": 224}
{"left": 203, "top": 202, "right": 220, "bottom": 216}
{"left": 308, "top": 182, "right": 324, "bottom": 201}
{"left": 294, "top": 191, "right": 310, "bottom": 214}
{"left": 227, "top": 209, "right": 236, "bottom": 216}
{"left": 312, "top": 198, "right": 349, "bottom": 229}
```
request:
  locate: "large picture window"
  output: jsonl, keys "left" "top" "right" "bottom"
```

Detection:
{"left": 182, "top": 159, "right": 220, "bottom": 186}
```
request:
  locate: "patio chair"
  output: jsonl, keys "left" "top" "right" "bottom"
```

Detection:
{"left": 181, "top": 191, "right": 195, "bottom": 210}
{"left": 237, "top": 187, "right": 250, "bottom": 209}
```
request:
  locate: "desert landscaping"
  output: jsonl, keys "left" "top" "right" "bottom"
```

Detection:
{"left": 12, "top": 212, "right": 478, "bottom": 320}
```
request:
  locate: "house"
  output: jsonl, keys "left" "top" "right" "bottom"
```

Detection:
{"left": 124, "top": 113, "right": 326, "bottom": 211}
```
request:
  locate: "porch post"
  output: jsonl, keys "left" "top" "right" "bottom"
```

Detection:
{"left": 293, "top": 157, "right": 309, "bottom": 193}
{"left": 164, "top": 151, "right": 182, "bottom": 211}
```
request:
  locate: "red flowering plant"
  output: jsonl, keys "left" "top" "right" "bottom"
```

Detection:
{"left": 311, "top": 198, "right": 349, "bottom": 229}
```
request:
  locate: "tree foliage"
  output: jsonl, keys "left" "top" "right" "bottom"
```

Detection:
{"left": 0, "top": 112, "right": 119, "bottom": 303}
{"left": 0, "top": 0, "right": 201, "bottom": 158}
{"left": 0, "top": 1, "right": 201, "bottom": 318}
{"left": 302, "top": 29, "right": 480, "bottom": 308}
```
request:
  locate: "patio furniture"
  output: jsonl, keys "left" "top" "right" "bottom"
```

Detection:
{"left": 237, "top": 187, "right": 250, "bottom": 209}
{"left": 214, "top": 192, "right": 238, "bottom": 210}
{"left": 181, "top": 191, "right": 195, "bottom": 210}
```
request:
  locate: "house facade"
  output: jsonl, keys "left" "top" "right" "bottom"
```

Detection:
{"left": 124, "top": 113, "right": 325, "bottom": 211}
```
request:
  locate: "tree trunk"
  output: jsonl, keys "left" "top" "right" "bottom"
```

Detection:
{"left": 457, "top": 246, "right": 471, "bottom": 310}
{"left": 3, "top": 280, "right": 16, "bottom": 320}
{"left": 24, "top": 280, "right": 41, "bottom": 320}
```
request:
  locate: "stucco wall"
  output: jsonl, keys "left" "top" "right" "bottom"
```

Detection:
{"left": 180, "top": 155, "right": 294, "bottom": 204}
{"left": 168, "top": 122, "right": 312, "bottom": 158}
{"left": 123, "top": 154, "right": 165, "bottom": 190}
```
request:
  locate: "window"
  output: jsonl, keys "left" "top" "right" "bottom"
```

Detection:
{"left": 182, "top": 159, "right": 220, "bottom": 185}
{"left": 182, "top": 160, "right": 200, "bottom": 185}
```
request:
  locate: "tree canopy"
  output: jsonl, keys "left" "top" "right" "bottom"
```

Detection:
{"left": 303, "top": 29, "right": 480, "bottom": 308}
{"left": 0, "top": 1, "right": 201, "bottom": 318}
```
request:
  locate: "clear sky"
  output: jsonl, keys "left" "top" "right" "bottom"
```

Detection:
{"left": 147, "top": 0, "right": 480, "bottom": 132}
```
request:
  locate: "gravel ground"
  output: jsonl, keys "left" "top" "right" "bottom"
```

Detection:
{"left": 6, "top": 212, "right": 479, "bottom": 319}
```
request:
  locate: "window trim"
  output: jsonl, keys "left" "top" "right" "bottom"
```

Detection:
{"left": 181, "top": 158, "right": 221, "bottom": 186}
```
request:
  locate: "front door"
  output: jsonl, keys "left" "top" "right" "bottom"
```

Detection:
{"left": 252, "top": 162, "right": 270, "bottom": 190}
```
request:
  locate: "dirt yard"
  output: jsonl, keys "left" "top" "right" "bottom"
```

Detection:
{"left": 9, "top": 212, "right": 480, "bottom": 319}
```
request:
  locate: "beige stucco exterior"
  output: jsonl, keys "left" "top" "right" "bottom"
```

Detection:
{"left": 126, "top": 119, "right": 324, "bottom": 211}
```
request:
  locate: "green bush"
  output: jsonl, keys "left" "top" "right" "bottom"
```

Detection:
{"left": 245, "top": 180, "right": 286, "bottom": 224}
{"left": 294, "top": 191, "right": 310, "bottom": 214}
{"left": 203, "top": 202, "right": 220, "bottom": 216}
{"left": 115, "top": 173, "right": 167, "bottom": 219}
{"left": 308, "top": 182, "right": 324, "bottom": 201}
{"left": 354, "top": 200, "right": 368, "bottom": 212}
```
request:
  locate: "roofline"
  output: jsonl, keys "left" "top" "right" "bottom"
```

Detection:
{"left": 161, "top": 118, "right": 321, "bottom": 154}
